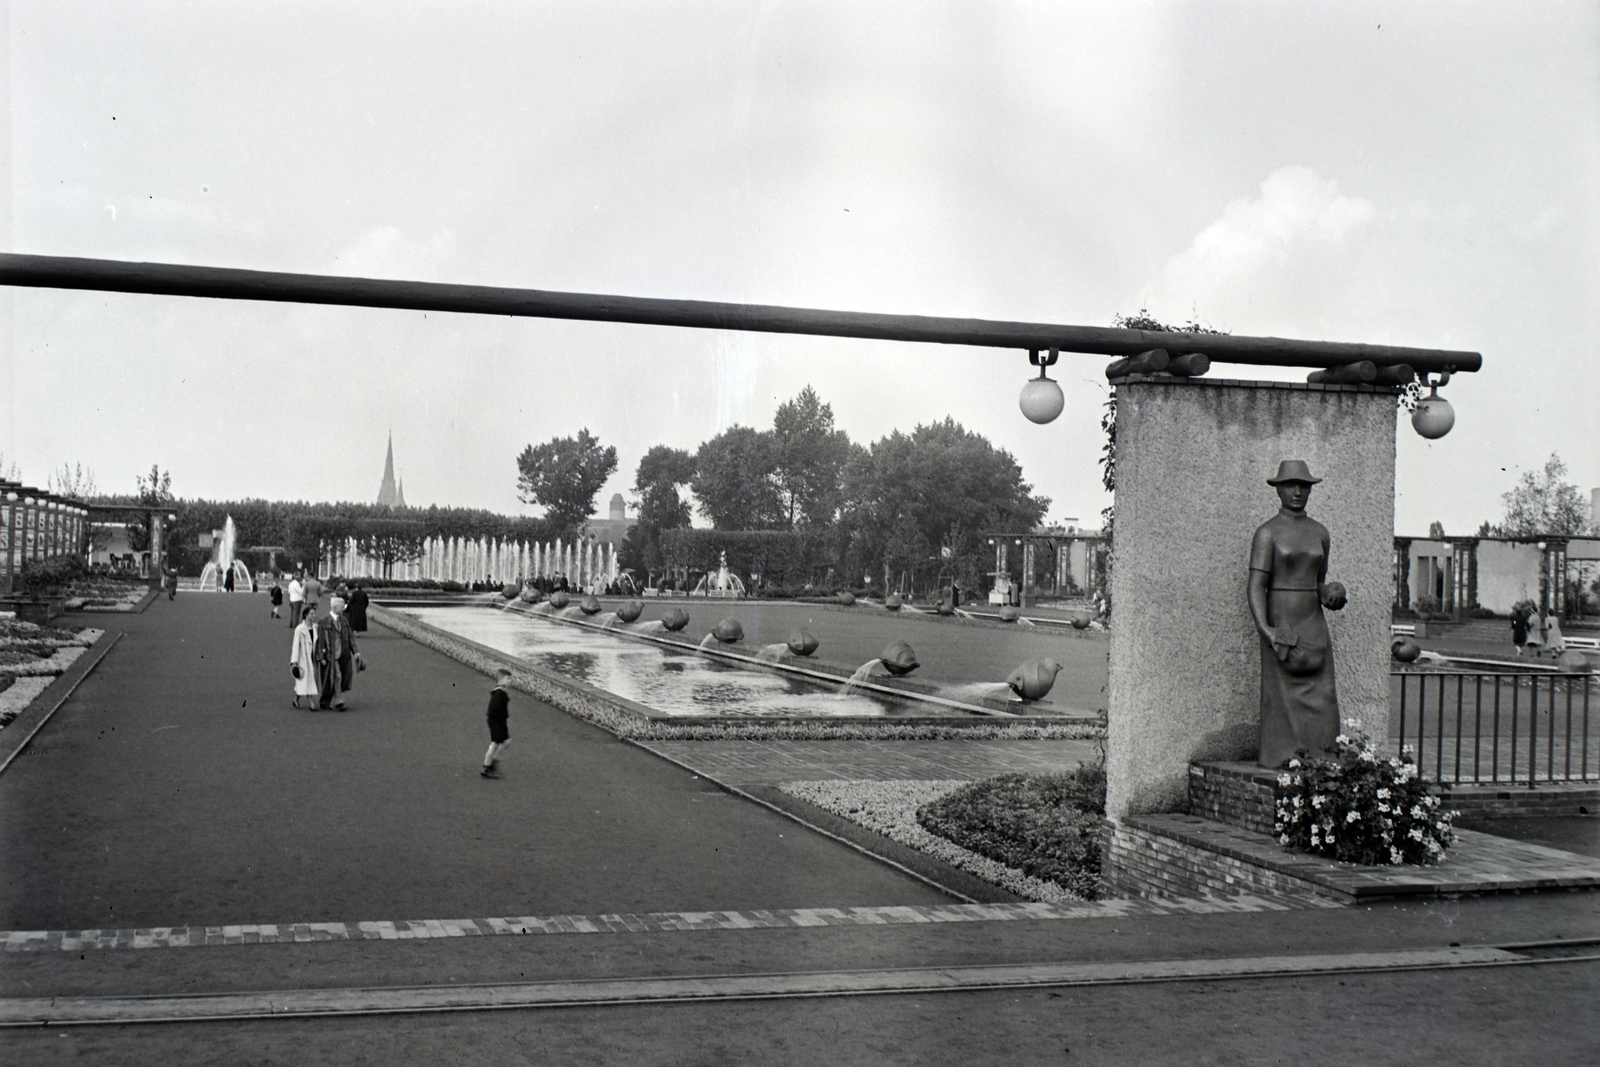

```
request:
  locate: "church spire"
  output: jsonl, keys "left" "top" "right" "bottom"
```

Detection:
{"left": 377, "top": 431, "right": 402, "bottom": 507}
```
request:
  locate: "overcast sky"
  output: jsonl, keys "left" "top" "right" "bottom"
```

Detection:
{"left": 2, "top": 1, "right": 1596, "bottom": 535}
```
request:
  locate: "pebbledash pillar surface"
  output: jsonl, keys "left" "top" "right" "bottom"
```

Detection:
{"left": 1104, "top": 375, "right": 1396, "bottom": 826}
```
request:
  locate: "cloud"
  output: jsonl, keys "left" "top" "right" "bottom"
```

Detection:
{"left": 1141, "top": 166, "right": 1378, "bottom": 330}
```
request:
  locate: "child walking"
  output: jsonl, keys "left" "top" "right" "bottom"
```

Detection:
{"left": 481, "top": 667, "right": 512, "bottom": 778}
{"left": 270, "top": 581, "right": 284, "bottom": 619}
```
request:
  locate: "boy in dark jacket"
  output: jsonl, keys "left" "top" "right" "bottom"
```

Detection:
{"left": 481, "top": 668, "right": 512, "bottom": 778}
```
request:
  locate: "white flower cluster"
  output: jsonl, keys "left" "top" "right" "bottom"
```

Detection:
{"left": 1272, "top": 731, "right": 1456, "bottom": 866}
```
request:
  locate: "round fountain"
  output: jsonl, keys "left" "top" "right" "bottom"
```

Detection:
{"left": 837, "top": 590, "right": 855, "bottom": 607}
{"left": 579, "top": 595, "right": 603, "bottom": 615}
{"left": 712, "top": 618, "right": 744, "bottom": 644}
{"left": 615, "top": 600, "right": 643, "bottom": 623}
{"left": 661, "top": 607, "right": 691, "bottom": 632}
{"left": 885, "top": 593, "right": 902, "bottom": 611}
{"left": 692, "top": 551, "right": 746, "bottom": 598}
{"left": 197, "top": 515, "right": 253, "bottom": 593}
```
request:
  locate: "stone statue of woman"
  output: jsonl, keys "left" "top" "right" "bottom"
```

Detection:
{"left": 1248, "top": 460, "right": 1347, "bottom": 767}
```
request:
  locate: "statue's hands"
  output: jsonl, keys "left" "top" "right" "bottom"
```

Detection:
{"left": 1268, "top": 627, "right": 1298, "bottom": 660}
{"left": 1320, "top": 581, "right": 1348, "bottom": 611}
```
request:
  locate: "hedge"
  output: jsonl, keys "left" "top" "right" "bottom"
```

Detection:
{"left": 916, "top": 765, "right": 1106, "bottom": 899}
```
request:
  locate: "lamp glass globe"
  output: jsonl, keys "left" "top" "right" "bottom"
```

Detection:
{"left": 1411, "top": 395, "right": 1455, "bottom": 439}
{"left": 1019, "top": 377, "right": 1065, "bottom": 424}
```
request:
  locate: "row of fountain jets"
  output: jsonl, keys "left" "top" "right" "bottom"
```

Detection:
{"left": 497, "top": 582, "right": 1067, "bottom": 704}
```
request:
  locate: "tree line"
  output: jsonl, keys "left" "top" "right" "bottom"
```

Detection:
{"left": 94, "top": 466, "right": 559, "bottom": 578}
{"left": 516, "top": 387, "right": 1050, "bottom": 595}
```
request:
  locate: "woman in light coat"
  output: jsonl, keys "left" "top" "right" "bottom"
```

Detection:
{"left": 290, "top": 605, "right": 320, "bottom": 709}
{"left": 1545, "top": 613, "right": 1566, "bottom": 655}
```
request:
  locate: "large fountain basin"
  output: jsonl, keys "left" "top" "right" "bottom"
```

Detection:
{"left": 396, "top": 606, "right": 965, "bottom": 718}
{"left": 387, "top": 600, "right": 1103, "bottom": 721}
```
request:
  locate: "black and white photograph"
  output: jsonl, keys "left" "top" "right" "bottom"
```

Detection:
{"left": 1, "top": 2, "right": 1597, "bottom": 1063}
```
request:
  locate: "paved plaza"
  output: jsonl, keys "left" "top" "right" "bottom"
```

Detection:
{"left": 1, "top": 594, "right": 1597, "bottom": 1064}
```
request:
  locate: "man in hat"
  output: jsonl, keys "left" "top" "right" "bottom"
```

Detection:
{"left": 315, "top": 594, "right": 359, "bottom": 710}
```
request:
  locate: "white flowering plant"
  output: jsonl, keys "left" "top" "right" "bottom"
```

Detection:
{"left": 1274, "top": 731, "right": 1457, "bottom": 866}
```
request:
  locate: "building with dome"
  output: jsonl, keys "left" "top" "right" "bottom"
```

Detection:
{"left": 587, "top": 493, "right": 633, "bottom": 548}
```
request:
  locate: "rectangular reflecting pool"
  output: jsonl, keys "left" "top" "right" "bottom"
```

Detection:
{"left": 397, "top": 605, "right": 980, "bottom": 718}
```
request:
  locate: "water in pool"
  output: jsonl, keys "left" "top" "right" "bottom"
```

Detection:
{"left": 399, "top": 606, "right": 965, "bottom": 718}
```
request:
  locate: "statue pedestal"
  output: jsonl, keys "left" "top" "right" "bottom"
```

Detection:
{"left": 1105, "top": 376, "right": 1396, "bottom": 824}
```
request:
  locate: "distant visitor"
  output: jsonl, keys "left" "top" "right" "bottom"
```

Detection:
{"left": 482, "top": 667, "right": 512, "bottom": 778}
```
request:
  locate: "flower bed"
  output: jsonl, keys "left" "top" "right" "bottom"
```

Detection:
{"left": 61, "top": 578, "right": 148, "bottom": 611}
{"left": 779, "top": 778, "right": 1084, "bottom": 903}
{"left": 917, "top": 767, "right": 1106, "bottom": 900}
{"left": 0, "top": 675, "right": 53, "bottom": 725}
{"left": 1275, "top": 731, "right": 1457, "bottom": 865}
{"left": 0, "top": 620, "right": 101, "bottom": 728}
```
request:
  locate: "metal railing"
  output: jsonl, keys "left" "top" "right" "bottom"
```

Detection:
{"left": 1391, "top": 670, "right": 1596, "bottom": 786}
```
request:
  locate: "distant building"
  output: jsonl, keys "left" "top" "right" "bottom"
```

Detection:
{"left": 1396, "top": 533, "right": 1600, "bottom": 616}
{"left": 587, "top": 493, "right": 633, "bottom": 548}
{"left": 376, "top": 433, "right": 408, "bottom": 509}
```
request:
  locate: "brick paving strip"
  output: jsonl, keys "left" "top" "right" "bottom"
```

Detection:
{"left": 1, "top": 895, "right": 1343, "bottom": 954}
{"left": 0, "top": 946, "right": 1561, "bottom": 1026}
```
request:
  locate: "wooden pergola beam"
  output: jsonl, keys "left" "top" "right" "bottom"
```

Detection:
{"left": 0, "top": 253, "right": 1482, "bottom": 373}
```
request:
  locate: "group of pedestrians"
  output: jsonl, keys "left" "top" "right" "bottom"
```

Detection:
{"left": 266, "top": 571, "right": 517, "bottom": 778}
{"left": 272, "top": 572, "right": 370, "bottom": 710}
{"left": 1511, "top": 604, "right": 1565, "bottom": 657}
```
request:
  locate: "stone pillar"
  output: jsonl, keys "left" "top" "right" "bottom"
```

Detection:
{"left": 148, "top": 513, "right": 164, "bottom": 586}
{"left": 0, "top": 490, "right": 14, "bottom": 595}
{"left": 1105, "top": 377, "right": 1396, "bottom": 823}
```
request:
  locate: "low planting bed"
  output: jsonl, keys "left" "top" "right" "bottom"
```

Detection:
{"left": 61, "top": 577, "right": 149, "bottom": 611}
{"left": 0, "top": 619, "right": 103, "bottom": 728}
{"left": 917, "top": 765, "right": 1107, "bottom": 900}
{"left": 780, "top": 765, "right": 1108, "bottom": 901}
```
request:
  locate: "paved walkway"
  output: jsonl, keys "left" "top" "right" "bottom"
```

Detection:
{"left": 6, "top": 594, "right": 1598, "bottom": 1065}
{"left": 0, "top": 594, "right": 948, "bottom": 932}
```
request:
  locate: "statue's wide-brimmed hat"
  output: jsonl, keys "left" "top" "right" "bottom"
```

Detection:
{"left": 1267, "top": 460, "right": 1322, "bottom": 485}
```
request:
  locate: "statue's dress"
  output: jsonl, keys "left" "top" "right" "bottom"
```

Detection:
{"left": 1250, "top": 511, "right": 1340, "bottom": 767}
